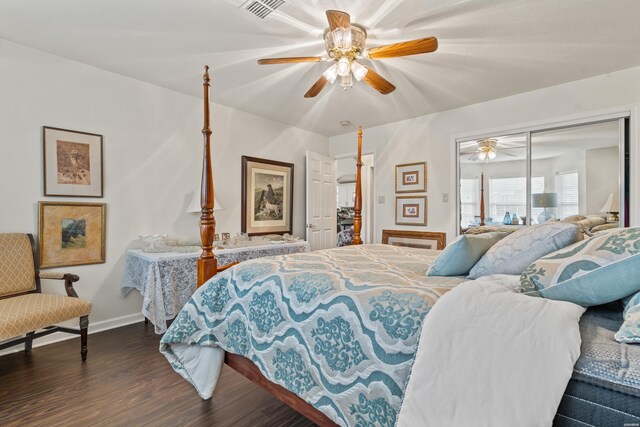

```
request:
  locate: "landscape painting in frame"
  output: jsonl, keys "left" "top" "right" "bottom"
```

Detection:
{"left": 395, "top": 161, "right": 427, "bottom": 193}
{"left": 38, "top": 202, "right": 106, "bottom": 269}
{"left": 43, "top": 126, "right": 103, "bottom": 197}
{"left": 396, "top": 196, "right": 427, "bottom": 226}
{"left": 241, "top": 156, "right": 293, "bottom": 236}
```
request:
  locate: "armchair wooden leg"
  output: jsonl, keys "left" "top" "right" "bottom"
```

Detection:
{"left": 79, "top": 316, "right": 89, "bottom": 362}
{"left": 24, "top": 331, "right": 35, "bottom": 353}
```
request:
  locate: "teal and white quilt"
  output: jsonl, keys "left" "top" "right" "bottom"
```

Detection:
{"left": 160, "top": 244, "right": 465, "bottom": 426}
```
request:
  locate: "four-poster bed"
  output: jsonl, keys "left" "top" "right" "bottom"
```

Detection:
{"left": 160, "top": 67, "right": 640, "bottom": 427}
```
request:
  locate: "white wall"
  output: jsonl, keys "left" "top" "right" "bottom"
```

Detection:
{"left": 0, "top": 39, "right": 328, "bottom": 336}
{"left": 330, "top": 66, "right": 640, "bottom": 243}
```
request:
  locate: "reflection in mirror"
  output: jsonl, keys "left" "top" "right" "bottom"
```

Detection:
{"left": 459, "top": 134, "right": 527, "bottom": 231}
{"left": 530, "top": 120, "right": 620, "bottom": 228}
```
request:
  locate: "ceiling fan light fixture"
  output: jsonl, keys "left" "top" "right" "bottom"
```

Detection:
{"left": 331, "top": 27, "right": 352, "bottom": 50}
{"left": 340, "top": 73, "right": 353, "bottom": 89}
{"left": 350, "top": 61, "right": 368, "bottom": 81}
{"left": 323, "top": 64, "right": 339, "bottom": 83}
{"left": 478, "top": 152, "right": 487, "bottom": 161}
{"left": 336, "top": 57, "right": 351, "bottom": 77}
{"left": 488, "top": 150, "right": 497, "bottom": 160}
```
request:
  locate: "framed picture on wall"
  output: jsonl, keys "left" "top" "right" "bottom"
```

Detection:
{"left": 38, "top": 201, "right": 106, "bottom": 269}
{"left": 395, "top": 161, "right": 426, "bottom": 193}
{"left": 241, "top": 156, "right": 294, "bottom": 236}
{"left": 396, "top": 196, "right": 427, "bottom": 226}
{"left": 381, "top": 229, "right": 446, "bottom": 250}
{"left": 43, "top": 126, "right": 103, "bottom": 197}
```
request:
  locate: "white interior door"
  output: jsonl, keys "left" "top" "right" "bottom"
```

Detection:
{"left": 306, "top": 151, "right": 337, "bottom": 250}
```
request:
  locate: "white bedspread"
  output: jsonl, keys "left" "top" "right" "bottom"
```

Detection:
{"left": 398, "top": 274, "right": 585, "bottom": 427}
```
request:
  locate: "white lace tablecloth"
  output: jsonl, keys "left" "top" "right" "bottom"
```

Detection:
{"left": 121, "top": 241, "right": 310, "bottom": 333}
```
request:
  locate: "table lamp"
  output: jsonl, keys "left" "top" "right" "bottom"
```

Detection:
{"left": 599, "top": 192, "right": 619, "bottom": 222}
{"left": 187, "top": 188, "right": 226, "bottom": 213}
{"left": 532, "top": 192, "right": 558, "bottom": 223}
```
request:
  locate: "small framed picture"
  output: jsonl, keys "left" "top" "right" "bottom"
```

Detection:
{"left": 396, "top": 196, "right": 427, "bottom": 226}
{"left": 38, "top": 201, "right": 106, "bottom": 269}
{"left": 395, "top": 161, "right": 426, "bottom": 193}
{"left": 43, "top": 126, "right": 103, "bottom": 197}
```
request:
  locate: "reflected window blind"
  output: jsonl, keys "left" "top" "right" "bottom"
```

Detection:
{"left": 556, "top": 171, "right": 579, "bottom": 218}
{"left": 460, "top": 178, "right": 478, "bottom": 227}
{"left": 489, "top": 177, "right": 544, "bottom": 221}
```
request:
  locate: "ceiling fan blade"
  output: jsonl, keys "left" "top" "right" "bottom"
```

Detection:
{"left": 258, "top": 57, "right": 323, "bottom": 65}
{"left": 326, "top": 10, "right": 351, "bottom": 31}
{"left": 468, "top": 154, "right": 480, "bottom": 161}
{"left": 304, "top": 76, "right": 329, "bottom": 98}
{"left": 362, "top": 67, "right": 396, "bottom": 95}
{"left": 368, "top": 37, "right": 438, "bottom": 59}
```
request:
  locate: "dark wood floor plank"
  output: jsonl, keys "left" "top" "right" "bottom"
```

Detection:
{"left": 0, "top": 322, "right": 315, "bottom": 427}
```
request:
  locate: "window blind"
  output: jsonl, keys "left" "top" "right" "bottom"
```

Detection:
{"left": 556, "top": 171, "right": 579, "bottom": 218}
{"left": 460, "top": 178, "right": 479, "bottom": 227}
{"left": 489, "top": 176, "right": 544, "bottom": 222}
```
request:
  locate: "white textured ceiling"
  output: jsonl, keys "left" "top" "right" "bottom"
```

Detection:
{"left": 1, "top": 0, "right": 640, "bottom": 136}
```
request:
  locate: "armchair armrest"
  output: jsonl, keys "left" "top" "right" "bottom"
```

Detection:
{"left": 38, "top": 271, "right": 81, "bottom": 298}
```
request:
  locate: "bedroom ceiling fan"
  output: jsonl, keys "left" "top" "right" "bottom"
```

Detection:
{"left": 466, "top": 139, "right": 520, "bottom": 162}
{"left": 257, "top": 10, "right": 438, "bottom": 98}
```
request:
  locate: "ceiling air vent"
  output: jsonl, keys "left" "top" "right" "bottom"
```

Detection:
{"left": 242, "top": 0, "right": 285, "bottom": 19}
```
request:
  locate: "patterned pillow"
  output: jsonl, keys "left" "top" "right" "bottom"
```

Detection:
{"left": 468, "top": 222, "right": 582, "bottom": 279}
{"left": 427, "top": 232, "right": 508, "bottom": 277}
{"left": 520, "top": 227, "right": 640, "bottom": 307}
{"left": 464, "top": 226, "right": 516, "bottom": 236}
{"left": 615, "top": 291, "right": 640, "bottom": 344}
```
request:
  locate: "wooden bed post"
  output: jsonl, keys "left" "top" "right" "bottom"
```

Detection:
{"left": 352, "top": 127, "right": 363, "bottom": 245}
{"left": 197, "top": 66, "right": 218, "bottom": 287}
{"left": 479, "top": 172, "right": 485, "bottom": 226}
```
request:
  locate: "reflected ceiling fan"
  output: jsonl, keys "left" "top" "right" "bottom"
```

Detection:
{"left": 466, "top": 139, "right": 520, "bottom": 162}
{"left": 257, "top": 10, "right": 438, "bottom": 97}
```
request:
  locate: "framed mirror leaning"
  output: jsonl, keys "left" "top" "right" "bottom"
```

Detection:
{"left": 457, "top": 117, "right": 629, "bottom": 235}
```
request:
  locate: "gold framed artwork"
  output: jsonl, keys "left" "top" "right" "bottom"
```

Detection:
{"left": 395, "top": 161, "right": 426, "bottom": 193}
{"left": 43, "top": 126, "right": 103, "bottom": 197}
{"left": 395, "top": 196, "right": 427, "bottom": 226}
{"left": 241, "top": 156, "right": 294, "bottom": 236}
{"left": 38, "top": 202, "right": 106, "bottom": 269}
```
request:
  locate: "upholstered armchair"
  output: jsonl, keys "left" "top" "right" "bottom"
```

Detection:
{"left": 0, "top": 233, "right": 92, "bottom": 360}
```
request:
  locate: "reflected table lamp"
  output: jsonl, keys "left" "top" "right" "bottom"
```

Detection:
{"left": 532, "top": 192, "right": 558, "bottom": 223}
{"left": 600, "top": 192, "right": 619, "bottom": 222}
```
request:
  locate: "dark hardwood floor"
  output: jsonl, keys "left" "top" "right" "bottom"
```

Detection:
{"left": 0, "top": 322, "right": 315, "bottom": 427}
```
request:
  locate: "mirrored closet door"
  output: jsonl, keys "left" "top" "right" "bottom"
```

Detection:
{"left": 457, "top": 117, "right": 629, "bottom": 235}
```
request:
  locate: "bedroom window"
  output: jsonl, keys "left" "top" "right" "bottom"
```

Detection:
{"left": 489, "top": 176, "right": 544, "bottom": 222}
{"left": 460, "top": 178, "right": 479, "bottom": 227}
{"left": 555, "top": 171, "right": 579, "bottom": 218}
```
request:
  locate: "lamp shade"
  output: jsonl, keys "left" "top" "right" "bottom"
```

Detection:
{"left": 187, "top": 188, "right": 225, "bottom": 213}
{"left": 600, "top": 192, "right": 619, "bottom": 213}
{"left": 532, "top": 193, "right": 559, "bottom": 208}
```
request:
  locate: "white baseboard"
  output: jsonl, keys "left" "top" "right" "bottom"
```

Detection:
{"left": 0, "top": 312, "right": 146, "bottom": 357}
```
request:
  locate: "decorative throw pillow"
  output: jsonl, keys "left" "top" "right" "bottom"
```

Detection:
{"left": 519, "top": 227, "right": 640, "bottom": 307}
{"left": 467, "top": 222, "right": 582, "bottom": 279}
{"left": 427, "top": 232, "right": 508, "bottom": 277}
{"left": 590, "top": 223, "right": 619, "bottom": 234}
{"left": 615, "top": 291, "right": 640, "bottom": 344}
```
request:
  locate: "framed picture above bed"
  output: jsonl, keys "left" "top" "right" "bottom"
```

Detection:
{"left": 241, "top": 156, "right": 294, "bottom": 236}
{"left": 395, "top": 161, "right": 426, "bottom": 193}
{"left": 396, "top": 195, "right": 427, "bottom": 226}
{"left": 43, "top": 126, "right": 103, "bottom": 197}
{"left": 38, "top": 201, "right": 106, "bottom": 269}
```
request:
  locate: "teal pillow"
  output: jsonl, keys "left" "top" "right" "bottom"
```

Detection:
{"left": 520, "top": 227, "right": 640, "bottom": 306}
{"left": 615, "top": 291, "right": 640, "bottom": 344}
{"left": 427, "top": 232, "right": 508, "bottom": 276}
{"left": 468, "top": 222, "right": 582, "bottom": 279}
